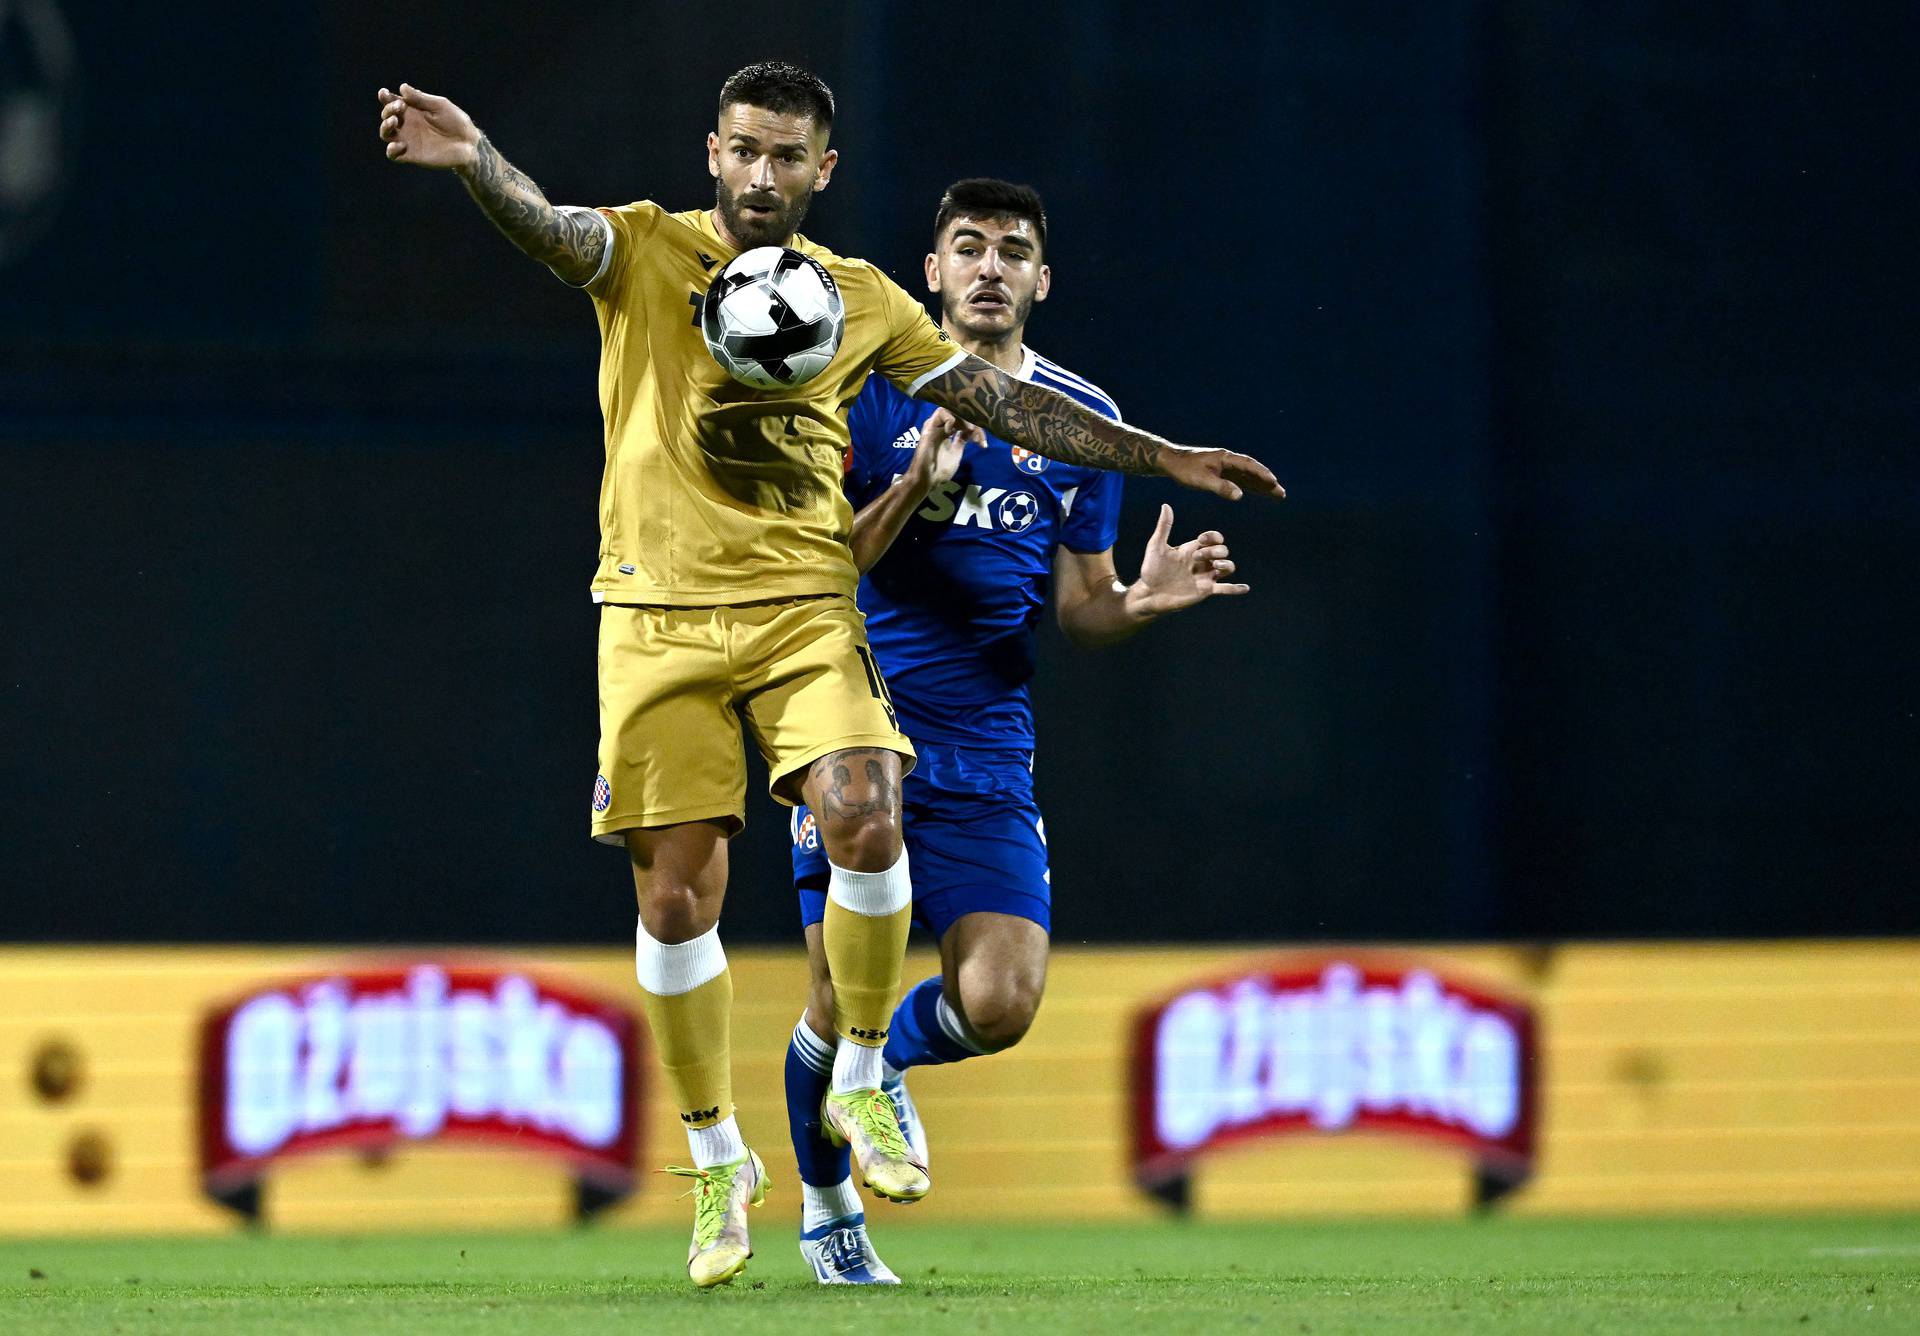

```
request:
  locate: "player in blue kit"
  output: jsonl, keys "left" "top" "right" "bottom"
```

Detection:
{"left": 782, "top": 179, "right": 1250, "bottom": 1283}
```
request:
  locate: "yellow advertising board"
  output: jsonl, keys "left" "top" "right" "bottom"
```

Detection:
{"left": 1, "top": 940, "right": 1915, "bottom": 1235}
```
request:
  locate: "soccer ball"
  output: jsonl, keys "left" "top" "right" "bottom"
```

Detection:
{"left": 700, "top": 246, "right": 845, "bottom": 390}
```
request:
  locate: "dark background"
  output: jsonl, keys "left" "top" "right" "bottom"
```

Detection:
{"left": 2, "top": 2, "right": 1914, "bottom": 945}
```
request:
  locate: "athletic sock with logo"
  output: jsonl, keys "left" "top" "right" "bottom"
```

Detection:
{"left": 785, "top": 1015, "right": 854, "bottom": 1190}
{"left": 822, "top": 849, "right": 912, "bottom": 1094}
{"left": 881, "top": 975, "right": 991, "bottom": 1077}
{"left": 634, "top": 919, "right": 739, "bottom": 1168}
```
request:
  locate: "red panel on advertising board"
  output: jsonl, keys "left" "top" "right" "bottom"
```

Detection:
{"left": 1130, "top": 958, "right": 1538, "bottom": 1189}
{"left": 198, "top": 963, "right": 641, "bottom": 1197}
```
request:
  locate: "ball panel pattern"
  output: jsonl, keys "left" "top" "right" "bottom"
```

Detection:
{"left": 701, "top": 246, "right": 846, "bottom": 389}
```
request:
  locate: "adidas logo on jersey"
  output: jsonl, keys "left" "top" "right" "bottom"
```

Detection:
{"left": 890, "top": 426, "right": 921, "bottom": 450}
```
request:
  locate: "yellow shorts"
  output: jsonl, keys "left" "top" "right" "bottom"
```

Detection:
{"left": 591, "top": 594, "right": 913, "bottom": 842}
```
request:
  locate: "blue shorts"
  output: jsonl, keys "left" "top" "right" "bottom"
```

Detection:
{"left": 793, "top": 741, "right": 1051, "bottom": 938}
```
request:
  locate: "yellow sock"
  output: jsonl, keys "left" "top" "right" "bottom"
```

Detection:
{"left": 635, "top": 922, "right": 733, "bottom": 1129}
{"left": 822, "top": 848, "right": 914, "bottom": 1049}
{"left": 823, "top": 898, "right": 911, "bottom": 1046}
{"left": 639, "top": 970, "right": 733, "bottom": 1127}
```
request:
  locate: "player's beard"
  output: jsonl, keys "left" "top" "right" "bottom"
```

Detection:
{"left": 715, "top": 176, "right": 813, "bottom": 250}
{"left": 942, "top": 287, "right": 1035, "bottom": 346}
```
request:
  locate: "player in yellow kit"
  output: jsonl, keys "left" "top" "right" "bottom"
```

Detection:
{"left": 376, "top": 61, "right": 1281, "bottom": 1287}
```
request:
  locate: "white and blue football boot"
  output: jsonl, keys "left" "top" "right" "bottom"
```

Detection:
{"left": 799, "top": 1216, "right": 900, "bottom": 1285}
{"left": 885, "top": 1073, "right": 929, "bottom": 1167}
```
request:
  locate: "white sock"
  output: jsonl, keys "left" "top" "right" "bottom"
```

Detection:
{"left": 803, "top": 1176, "right": 862, "bottom": 1233}
{"left": 634, "top": 919, "right": 726, "bottom": 994}
{"left": 825, "top": 849, "right": 913, "bottom": 916}
{"left": 686, "top": 1113, "right": 746, "bottom": 1169}
{"left": 791, "top": 1015, "right": 835, "bottom": 1075}
{"left": 881, "top": 1055, "right": 904, "bottom": 1085}
{"left": 833, "top": 1038, "right": 884, "bottom": 1093}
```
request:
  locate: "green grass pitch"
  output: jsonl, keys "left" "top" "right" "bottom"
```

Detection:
{"left": 2, "top": 1216, "right": 1914, "bottom": 1333}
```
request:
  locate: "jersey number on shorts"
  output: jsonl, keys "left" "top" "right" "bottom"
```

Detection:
{"left": 854, "top": 644, "right": 898, "bottom": 730}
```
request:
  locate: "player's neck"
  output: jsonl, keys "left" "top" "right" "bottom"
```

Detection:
{"left": 943, "top": 318, "right": 1026, "bottom": 375}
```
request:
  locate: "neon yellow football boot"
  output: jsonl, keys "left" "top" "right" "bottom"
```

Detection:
{"left": 663, "top": 1148, "right": 768, "bottom": 1288}
{"left": 822, "top": 1087, "right": 930, "bottom": 1203}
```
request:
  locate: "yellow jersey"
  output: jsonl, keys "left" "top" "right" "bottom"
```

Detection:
{"left": 580, "top": 201, "right": 963, "bottom": 606}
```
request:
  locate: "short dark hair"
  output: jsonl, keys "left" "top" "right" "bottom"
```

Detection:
{"left": 718, "top": 61, "right": 835, "bottom": 133}
{"left": 933, "top": 178, "right": 1049, "bottom": 254}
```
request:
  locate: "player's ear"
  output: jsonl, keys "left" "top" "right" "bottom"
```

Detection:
{"left": 706, "top": 131, "right": 720, "bottom": 180}
{"left": 1034, "top": 263, "right": 1052, "bottom": 303}
{"left": 813, "top": 147, "right": 838, "bottom": 192}
{"left": 924, "top": 251, "right": 940, "bottom": 293}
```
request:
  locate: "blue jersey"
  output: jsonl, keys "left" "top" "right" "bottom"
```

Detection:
{"left": 846, "top": 345, "right": 1124, "bottom": 750}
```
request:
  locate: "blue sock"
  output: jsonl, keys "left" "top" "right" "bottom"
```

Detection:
{"left": 882, "top": 976, "right": 986, "bottom": 1074}
{"left": 785, "top": 1018, "right": 851, "bottom": 1188}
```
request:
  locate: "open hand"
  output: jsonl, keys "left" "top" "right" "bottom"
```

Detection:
{"left": 376, "top": 83, "right": 480, "bottom": 169}
{"left": 907, "top": 408, "right": 984, "bottom": 489}
{"left": 1158, "top": 444, "right": 1285, "bottom": 502}
{"left": 1129, "top": 504, "right": 1249, "bottom": 617}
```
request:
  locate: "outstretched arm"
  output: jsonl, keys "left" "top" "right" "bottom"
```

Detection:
{"left": 915, "top": 355, "right": 1285, "bottom": 502}
{"left": 377, "top": 83, "right": 607, "bottom": 286}
{"left": 1053, "top": 504, "right": 1248, "bottom": 648}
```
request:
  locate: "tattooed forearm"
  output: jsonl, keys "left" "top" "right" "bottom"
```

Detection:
{"left": 455, "top": 136, "right": 606, "bottom": 284}
{"left": 919, "top": 355, "right": 1170, "bottom": 475}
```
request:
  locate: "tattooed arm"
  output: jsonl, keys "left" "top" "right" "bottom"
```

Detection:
{"left": 916, "top": 354, "right": 1286, "bottom": 502}
{"left": 456, "top": 139, "right": 609, "bottom": 285}
{"left": 376, "top": 83, "right": 608, "bottom": 286}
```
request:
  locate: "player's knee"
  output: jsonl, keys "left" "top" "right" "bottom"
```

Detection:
{"left": 817, "top": 808, "right": 903, "bottom": 873}
{"left": 636, "top": 882, "right": 717, "bottom": 944}
{"left": 957, "top": 978, "right": 1042, "bottom": 1051}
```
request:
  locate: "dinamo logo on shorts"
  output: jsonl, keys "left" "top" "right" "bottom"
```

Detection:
{"left": 791, "top": 809, "right": 819, "bottom": 850}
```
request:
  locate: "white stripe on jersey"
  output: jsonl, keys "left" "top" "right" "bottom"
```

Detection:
{"left": 1029, "top": 351, "right": 1122, "bottom": 421}
{"left": 1033, "top": 355, "right": 1117, "bottom": 407}
{"left": 1033, "top": 370, "right": 1121, "bottom": 422}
